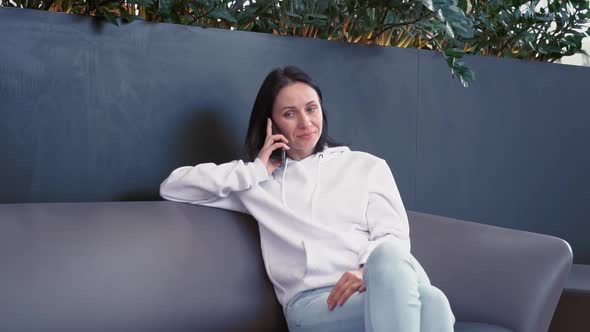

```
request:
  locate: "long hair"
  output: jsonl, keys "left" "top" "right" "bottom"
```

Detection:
{"left": 244, "top": 66, "right": 341, "bottom": 161}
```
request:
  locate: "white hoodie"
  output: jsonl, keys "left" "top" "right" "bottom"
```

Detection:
{"left": 160, "top": 146, "right": 410, "bottom": 307}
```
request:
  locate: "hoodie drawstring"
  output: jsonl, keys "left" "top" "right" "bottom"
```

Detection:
{"left": 279, "top": 152, "right": 324, "bottom": 220}
{"left": 281, "top": 158, "right": 289, "bottom": 206}
{"left": 310, "top": 153, "right": 323, "bottom": 221}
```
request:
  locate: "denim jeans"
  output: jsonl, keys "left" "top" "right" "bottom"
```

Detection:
{"left": 284, "top": 241, "right": 455, "bottom": 332}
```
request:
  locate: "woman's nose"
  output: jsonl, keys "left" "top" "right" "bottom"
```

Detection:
{"left": 298, "top": 113, "right": 312, "bottom": 128}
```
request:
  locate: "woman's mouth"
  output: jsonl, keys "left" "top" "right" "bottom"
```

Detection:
{"left": 298, "top": 132, "right": 316, "bottom": 139}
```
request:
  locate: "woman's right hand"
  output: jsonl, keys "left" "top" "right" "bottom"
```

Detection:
{"left": 257, "top": 118, "right": 290, "bottom": 175}
{"left": 327, "top": 268, "right": 366, "bottom": 311}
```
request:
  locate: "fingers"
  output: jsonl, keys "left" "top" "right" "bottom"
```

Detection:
{"left": 266, "top": 118, "right": 272, "bottom": 138}
{"left": 265, "top": 134, "right": 288, "bottom": 147}
{"left": 270, "top": 142, "right": 290, "bottom": 152}
{"left": 328, "top": 281, "right": 348, "bottom": 308}
{"left": 336, "top": 288, "right": 357, "bottom": 307}
{"left": 257, "top": 120, "right": 290, "bottom": 175}
{"left": 328, "top": 282, "right": 361, "bottom": 310}
{"left": 265, "top": 119, "right": 288, "bottom": 146}
{"left": 327, "top": 277, "right": 345, "bottom": 309}
{"left": 327, "top": 273, "right": 364, "bottom": 310}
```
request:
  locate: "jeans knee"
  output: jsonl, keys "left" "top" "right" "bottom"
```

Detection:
{"left": 419, "top": 285, "right": 455, "bottom": 322}
{"left": 419, "top": 286, "right": 449, "bottom": 306}
{"left": 364, "top": 241, "right": 412, "bottom": 276}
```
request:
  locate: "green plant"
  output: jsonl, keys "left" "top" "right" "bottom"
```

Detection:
{"left": 463, "top": 0, "right": 590, "bottom": 61}
{"left": 2, "top": 0, "right": 589, "bottom": 86}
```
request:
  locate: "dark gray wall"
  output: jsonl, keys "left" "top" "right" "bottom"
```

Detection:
{"left": 0, "top": 7, "right": 418, "bottom": 205}
{"left": 416, "top": 53, "right": 590, "bottom": 264}
{"left": 1, "top": 7, "right": 589, "bottom": 264}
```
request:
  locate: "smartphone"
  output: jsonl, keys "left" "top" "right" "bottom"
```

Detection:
{"left": 270, "top": 122, "right": 286, "bottom": 165}
{"left": 271, "top": 148, "right": 286, "bottom": 165}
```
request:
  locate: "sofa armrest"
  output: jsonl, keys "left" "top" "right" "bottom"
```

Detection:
{"left": 408, "top": 211, "right": 572, "bottom": 332}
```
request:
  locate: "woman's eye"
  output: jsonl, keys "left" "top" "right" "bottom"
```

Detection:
{"left": 307, "top": 107, "right": 317, "bottom": 113}
{"left": 284, "top": 112, "right": 294, "bottom": 118}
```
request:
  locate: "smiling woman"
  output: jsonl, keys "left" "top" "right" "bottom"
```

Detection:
{"left": 160, "top": 66, "right": 455, "bottom": 332}
{"left": 244, "top": 66, "right": 341, "bottom": 165}
{"left": 271, "top": 82, "right": 323, "bottom": 161}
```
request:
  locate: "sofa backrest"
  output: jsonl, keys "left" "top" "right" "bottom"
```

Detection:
{"left": 0, "top": 201, "right": 573, "bottom": 331}
{"left": 0, "top": 201, "right": 287, "bottom": 331}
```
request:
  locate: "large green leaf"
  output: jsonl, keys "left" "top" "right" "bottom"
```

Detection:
{"left": 208, "top": 8, "right": 237, "bottom": 23}
{"left": 100, "top": 10, "right": 120, "bottom": 26}
{"left": 444, "top": 47, "right": 465, "bottom": 58}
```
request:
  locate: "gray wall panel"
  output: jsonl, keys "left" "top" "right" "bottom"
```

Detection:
{"left": 416, "top": 51, "right": 590, "bottom": 263}
{"left": 0, "top": 7, "right": 417, "bottom": 208}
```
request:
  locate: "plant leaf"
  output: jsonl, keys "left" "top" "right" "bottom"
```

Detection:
{"left": 208, "top": 8, "right": 237, "bottom": 24}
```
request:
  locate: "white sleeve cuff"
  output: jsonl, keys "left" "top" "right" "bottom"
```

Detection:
{"left": 252, "top": 158, "right": 270, "bottom": 183}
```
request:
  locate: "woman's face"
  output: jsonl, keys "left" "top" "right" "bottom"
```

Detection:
{"left": 271, "top": 82, "right": 323, "bottom": 160}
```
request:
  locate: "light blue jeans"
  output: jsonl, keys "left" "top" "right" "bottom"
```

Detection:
{"left": 284, "top": 241, "right": 455, "bottom": 332}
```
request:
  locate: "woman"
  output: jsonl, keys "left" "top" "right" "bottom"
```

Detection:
{"left": 160, "top": 66, "right": 455, "bottom": 332}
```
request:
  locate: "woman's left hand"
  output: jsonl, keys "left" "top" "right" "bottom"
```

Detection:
{"left": 326, "top": 267, "right": 366, "bottom": 311}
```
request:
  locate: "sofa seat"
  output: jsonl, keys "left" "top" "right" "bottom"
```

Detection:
{"left": 456, "top": 322, "right": 512, "bottom": 332}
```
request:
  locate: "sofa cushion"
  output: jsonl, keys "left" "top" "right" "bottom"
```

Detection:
{"left": 0, "top": 201, "right": 288, "bottom": 331}
{"left": 455, "top": 321, "right": 513, "bottom": 332}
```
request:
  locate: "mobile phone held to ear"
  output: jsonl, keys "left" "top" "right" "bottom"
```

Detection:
{"left": 270, "top": 122, "right": 286, "bottom": 165}
{"left": 270, "top": 148, "right": 286, "bottom": 165}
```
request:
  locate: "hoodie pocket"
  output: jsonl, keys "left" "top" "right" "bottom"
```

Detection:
{"left": 301, "top": 240, "right": 319, "bottom": 278}
{"left": 303, "top": 237, "right": 361, "bottom": 279}
{"left": 267, "top": 241, "right": 307, "bottom": 290}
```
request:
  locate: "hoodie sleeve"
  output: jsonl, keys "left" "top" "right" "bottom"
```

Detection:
{"left": 160, "top": 158, "right": 269, "bottom": 213}
{"left": 357, "top": 159, "right": 410, "bottom": 266}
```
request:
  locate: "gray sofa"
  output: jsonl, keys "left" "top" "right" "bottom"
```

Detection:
{"left": 0, "top": 201, "right": 572, "bottom": 332}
